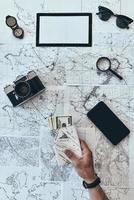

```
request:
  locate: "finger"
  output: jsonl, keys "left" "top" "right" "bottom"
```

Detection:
{"left": 80, "top": 140, "right": 91, "bottom": 153}
{"left": 65, "top": 149, "right": 79, "bottom": 163}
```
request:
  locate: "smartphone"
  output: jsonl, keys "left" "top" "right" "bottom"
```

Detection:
{"left": 87, "top": 101, "right": 130, "bottom": 145}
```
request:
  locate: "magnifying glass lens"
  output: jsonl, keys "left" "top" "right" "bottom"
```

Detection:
{"left": 97, "top": 59, "right": 110, "bottom": 71}
{"left": 96, "top": 57, "right": 123, "bottom": 80}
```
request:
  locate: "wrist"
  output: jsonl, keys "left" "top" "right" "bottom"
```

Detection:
{"left": 84, "top": 174, "right": 97, "bottom": 183}
{"left": 83, "top": 175, "right": 101, "bottom": 189}
{"left": 83, "top": 168, "right": 96, "bottom": 183}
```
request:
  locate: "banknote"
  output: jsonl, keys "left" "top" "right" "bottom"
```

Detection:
{"left": 54, "top": 126, "right": 82, "bottom": 166}
{"left": 48, "top": 115, "right": 72, "bottom": 130}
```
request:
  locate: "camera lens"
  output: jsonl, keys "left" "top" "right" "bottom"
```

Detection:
{"left": 15, "top": 82, "right": 31, "bottom": 98}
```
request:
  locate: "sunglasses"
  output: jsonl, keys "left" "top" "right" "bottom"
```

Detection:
{"left": 96, "top": 6, "right": 133, "bottom": 29}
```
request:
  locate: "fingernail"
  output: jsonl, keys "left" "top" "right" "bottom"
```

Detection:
{"left": 65, "top": 150, "right": 72, "bottom": 157}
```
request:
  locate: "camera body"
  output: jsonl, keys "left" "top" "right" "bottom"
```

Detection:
{"left": 4, "top": 71, "right": 45, "bottom": 107}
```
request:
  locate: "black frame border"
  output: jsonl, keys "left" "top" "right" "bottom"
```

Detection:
{"left": 36, "top": 13, "right": 92, "bottom": 47}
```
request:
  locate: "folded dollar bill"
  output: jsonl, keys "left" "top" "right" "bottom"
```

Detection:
{"left": 48, "top": 115, "right": 72, "bottom": 130}
{"left": 54, "top": 125, "right": 82, "bottom": 166}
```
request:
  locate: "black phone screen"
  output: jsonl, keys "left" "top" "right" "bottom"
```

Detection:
{"left": 87, "top": 101, "right": 130, "bottom": 145}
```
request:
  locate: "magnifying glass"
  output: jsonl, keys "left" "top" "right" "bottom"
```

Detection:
{"left": 96, "top": 57, "right": 123, "bottom": 80}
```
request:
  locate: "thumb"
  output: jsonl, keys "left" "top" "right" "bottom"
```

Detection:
{"left": 65, "top": 149, "right": 78, "bottom": 163}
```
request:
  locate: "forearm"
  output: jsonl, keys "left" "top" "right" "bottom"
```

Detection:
{"left": 88, "top": 185, "right": 109, "bottom": 200}
{"left": 65, "top": 140, "right": 109, "bottom": 200}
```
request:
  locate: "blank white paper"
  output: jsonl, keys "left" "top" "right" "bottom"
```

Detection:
{"left": 39, "top": 16, "right": 89, "bottom": 44}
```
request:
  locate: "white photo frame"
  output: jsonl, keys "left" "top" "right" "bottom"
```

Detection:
{"left": 36, "top": 13, "right": 92, "bottom": 47}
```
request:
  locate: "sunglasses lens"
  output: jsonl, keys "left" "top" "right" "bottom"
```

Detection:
{"left": 97, "top": 12, "right": 111, "bottom": 21}
{"left": 97, "top": 6, "right": 113, "bottom": 21}
{"left": 116, "top": 15, "right": 133, "bottom": 29}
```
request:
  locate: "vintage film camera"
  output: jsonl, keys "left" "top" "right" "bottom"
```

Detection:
{"left": 4, "top": 71, "right": 45, "bottom": 107}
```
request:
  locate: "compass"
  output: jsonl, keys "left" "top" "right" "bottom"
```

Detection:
{"left": 6, "top": 15, "right": 24, "bottom": 39}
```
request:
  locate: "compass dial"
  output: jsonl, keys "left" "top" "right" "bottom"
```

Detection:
{"left": 13, "top": 27, "right": 24, "bottom": 39}
{"left": 6, "top": 16, "right": 17, "bottom": 27}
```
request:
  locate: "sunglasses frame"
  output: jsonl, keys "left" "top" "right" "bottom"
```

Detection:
{"left": 96, "top": 6, "right": 133, "bottom": 29}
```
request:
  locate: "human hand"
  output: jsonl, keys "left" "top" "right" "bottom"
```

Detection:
{"left": 65, "top": 140, "right": 96, "bottom": 183}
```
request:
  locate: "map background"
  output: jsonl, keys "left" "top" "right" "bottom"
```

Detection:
{"left": 0, "top": 0, "right": 134, "bottom": 199}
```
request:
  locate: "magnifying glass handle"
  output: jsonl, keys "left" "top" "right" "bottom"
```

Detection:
{"left": 109, "top": 69, "right": 123, "bottom": 80}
